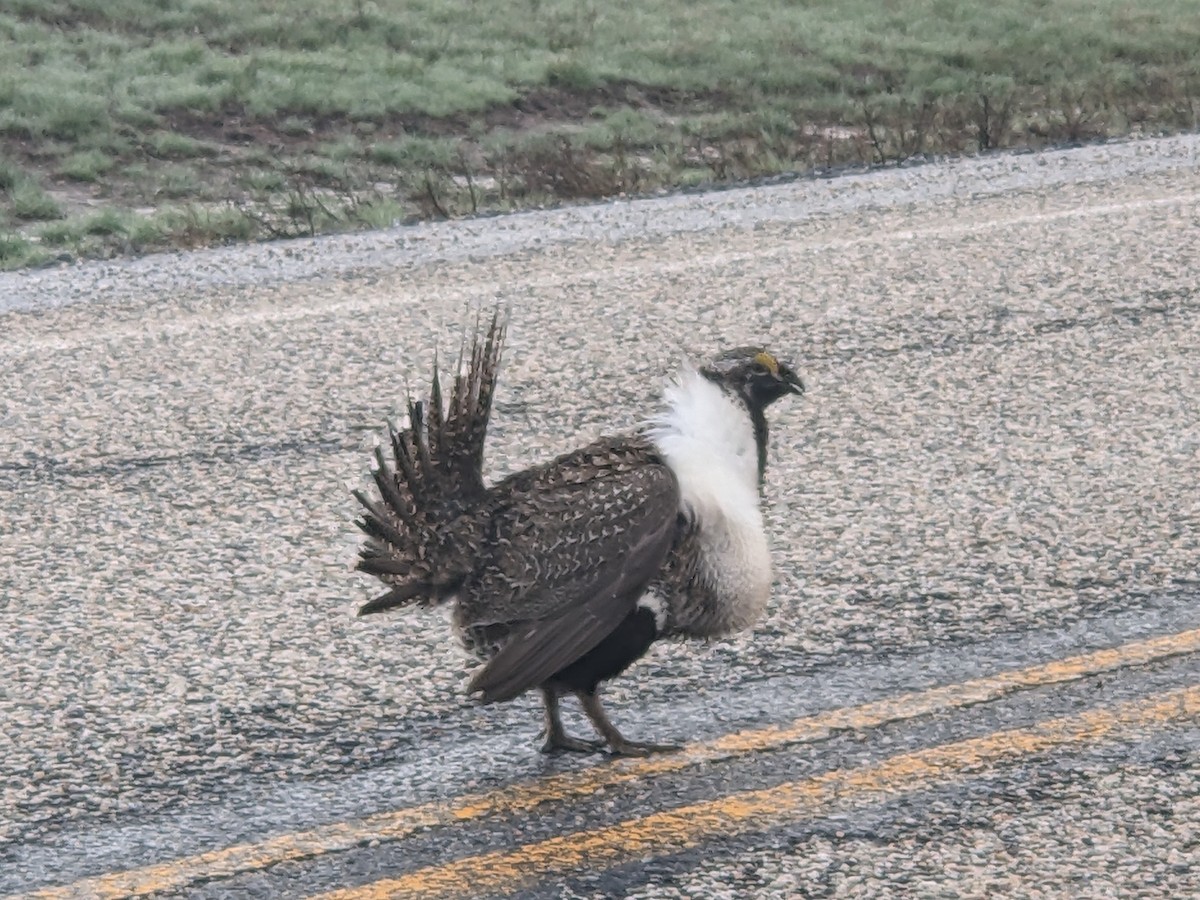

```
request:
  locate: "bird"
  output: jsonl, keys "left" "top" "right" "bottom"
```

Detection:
{"left": 353, "top": 311, "right": 804, "bottom": 756}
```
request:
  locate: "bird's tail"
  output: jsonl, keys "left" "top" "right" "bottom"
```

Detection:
{"left": 353, "top": 309, "right": 506, "bottom": 615}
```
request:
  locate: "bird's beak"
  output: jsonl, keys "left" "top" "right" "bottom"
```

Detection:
{"left": 780, "top": 367, "right": 805, "bottom": 396}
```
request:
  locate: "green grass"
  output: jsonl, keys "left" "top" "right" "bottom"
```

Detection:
{"left": 36, "top": 219, "right": 81, "bottom": 246}
{"left": 1, "top": 0, "right": 1199, "bottom": 267}
{"left": 8, "top": 178, "right": 63, "bottom": 221}
{"left": 59, "top": 149, "right": 115, "bottom": 182}
{"left": 0, "top": 158, "right": 21, "bottom": 192}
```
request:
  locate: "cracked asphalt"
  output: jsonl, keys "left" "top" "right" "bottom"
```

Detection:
{"left": 2, "top": 134, "right": 1198, "bottom": 897}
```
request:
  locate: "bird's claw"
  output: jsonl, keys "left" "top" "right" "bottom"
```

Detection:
{"left": 539, "top": 732, "right": 606, "bottom": 754}
{"left": 605, "top": 738, "right": 683, "bottom": 757}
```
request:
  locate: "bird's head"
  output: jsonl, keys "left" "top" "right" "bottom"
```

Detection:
{"left": 700, "top": 347, "right": 804, "bottom": 413}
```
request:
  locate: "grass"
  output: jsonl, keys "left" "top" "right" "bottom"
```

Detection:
{"left": 7, "top": 176, "right": 63, "bottom": 221}
{"left": 1, "top": 0, "right": 1198, "bottom": 268}
{"left": 59, "top": 149, "right": 115, "bottom": 182}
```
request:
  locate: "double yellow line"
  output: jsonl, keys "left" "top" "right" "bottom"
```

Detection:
{"left": 21, "top": 628, "right": 1200, "bottom": 900}
{"left": 315, "top": 684, "right": 1200, "bottom": 900}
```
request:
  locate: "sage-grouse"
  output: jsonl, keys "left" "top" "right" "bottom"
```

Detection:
{"left": 354, "top": 312, "right": 803, "bottom": 756}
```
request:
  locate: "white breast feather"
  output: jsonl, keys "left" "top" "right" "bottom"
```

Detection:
{"left": 646, "top": 366, "right": 773, "bottom": 635}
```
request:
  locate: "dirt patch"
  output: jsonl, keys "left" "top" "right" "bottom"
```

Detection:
{"left": 160, "top": 80, "right": 730, "bottom": 153}
{"left": 43, "top": 183, "right": 105, "bottom": 219}
{"left": 497, "top": 81, "right": 729, "bottom": 125}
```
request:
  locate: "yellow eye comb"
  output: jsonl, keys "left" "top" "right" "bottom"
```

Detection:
{"left": 753, "top": 351, "right": 779, "bottom": 376}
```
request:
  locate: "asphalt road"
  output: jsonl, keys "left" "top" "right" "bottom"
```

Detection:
{"left": 2, "top": 134, "right": 1199, "bottom": 898}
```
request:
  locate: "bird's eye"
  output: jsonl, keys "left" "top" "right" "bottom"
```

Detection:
{"left": 750, "top": 362, "right": 770, "bottom": 376}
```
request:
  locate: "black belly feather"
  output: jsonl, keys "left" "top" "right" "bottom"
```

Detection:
{"left": 548, "top": 606, "right": 659, "bottom": 695}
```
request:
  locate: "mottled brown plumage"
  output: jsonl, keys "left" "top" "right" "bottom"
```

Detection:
{"left": 354, "top": 311, "right": 803, "bottom": 755}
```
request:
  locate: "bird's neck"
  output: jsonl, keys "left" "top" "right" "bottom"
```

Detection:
{"left": 748, "top": 403, "right": 768, "bottom": 486}
{"left": 646, "top": 368, "right": 764, "bottom": 515}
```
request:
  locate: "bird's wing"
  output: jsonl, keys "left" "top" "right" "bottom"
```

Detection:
{"left": 465, "top": 449, "right": 680, "bottom": 702}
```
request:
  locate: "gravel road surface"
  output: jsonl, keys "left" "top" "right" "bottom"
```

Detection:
{"left": 2, "top": 134, "right": 1198, "bottom": 897}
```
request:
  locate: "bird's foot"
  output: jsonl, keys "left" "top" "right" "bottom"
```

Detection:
{"left": 539, "top": 731, "right": 606, "bottom": 754}
{"left": 605, "top": 738, "right": 683, "bottom": 757}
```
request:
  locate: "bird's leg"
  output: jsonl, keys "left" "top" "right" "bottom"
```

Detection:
{"left": 538, "top": 686, "right": 604, "bottom": 753}
{"left": 576, "top": 689, "right": 682, "bottom": 757}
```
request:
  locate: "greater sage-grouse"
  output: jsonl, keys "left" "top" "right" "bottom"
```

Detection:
{"left": 354, "top": 313, "right": 803, "bottom": 756}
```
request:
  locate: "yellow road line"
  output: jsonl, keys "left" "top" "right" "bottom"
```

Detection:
{"left": 314, "top": 684, "right": 1200, "bottom": 900}
{"left": 20, "top": 627, "right": 1200, "bottom": 900}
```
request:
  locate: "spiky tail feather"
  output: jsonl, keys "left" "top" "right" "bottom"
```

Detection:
{"left": 354, "top": 309, "right": 506, "bottom": 615}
